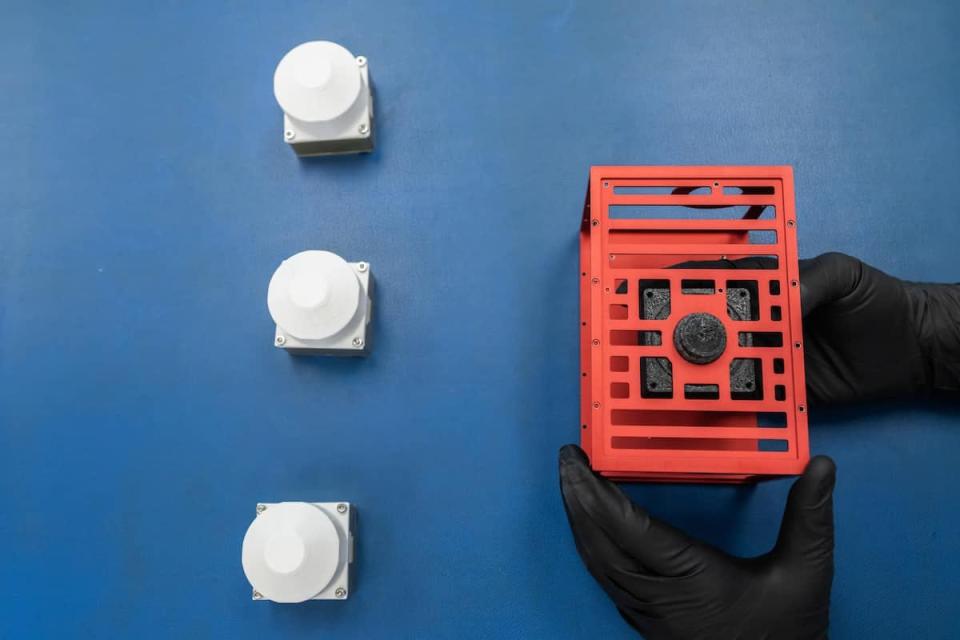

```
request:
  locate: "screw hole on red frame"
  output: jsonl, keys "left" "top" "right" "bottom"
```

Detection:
{"left": 798, "top": 405, "right": 806, "bottom": 413}
{"left": 791, "top": 280, "right": 798, "bottom": 287}
{"left": 582, "top": 372, "right": 587, "bottom": 377}
{"left": 794, "top": 341, "right": 802, "bottom": 349}
{"left": 582, "top": 424, "right": 587, "bottom": 429}
{"left": 581, "top": 272, "right": 586, "bottom": 277}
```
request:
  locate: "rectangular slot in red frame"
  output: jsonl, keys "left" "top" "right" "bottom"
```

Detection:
{"left": 580, "top": 166, "right": 808, "bottom": 482}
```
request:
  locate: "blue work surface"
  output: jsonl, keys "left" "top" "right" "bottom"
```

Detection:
{"left": 2, "top": 1, "right": 959, "bottom": 638}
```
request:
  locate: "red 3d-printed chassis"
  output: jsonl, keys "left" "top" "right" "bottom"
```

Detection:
{"left": 580, "top": 166, "right": 809, "bottom": 482}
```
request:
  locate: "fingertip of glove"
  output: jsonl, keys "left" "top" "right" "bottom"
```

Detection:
{"left": 806, "top": 455, "right": 836, "bottom": 478}
{"left": 559, "top": 444, "right": 588, "bottom": 465}
{"left": 559, "top": 445, "right": 591, "bottom": 481}
{"left": 559, "top": 445, "right": 596, "bottom": 498}
{"left": 803, "top": 455, "right": 837, "bottom": 496}
{"left": 799, "top": 252, "right": 863, "bottom": 316}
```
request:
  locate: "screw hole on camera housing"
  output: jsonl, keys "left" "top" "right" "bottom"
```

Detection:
{"left": 640, "top": 357, "right": 673, "bottom": 398}
{"left": 726, "top": 280, "right": 760, "bottom": 321}
{"left": 731, "top": 358, "right": 763, "bottom": 400}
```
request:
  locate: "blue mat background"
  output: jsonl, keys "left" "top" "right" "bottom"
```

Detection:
{"left": 2, "top": 1, "right": 958, "bottom": 637}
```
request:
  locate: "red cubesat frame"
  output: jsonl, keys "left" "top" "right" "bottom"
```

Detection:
{"left": 580, "top": 166, "right": 809, "bottom": 482}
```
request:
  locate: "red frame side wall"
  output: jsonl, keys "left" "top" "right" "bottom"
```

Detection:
{"left": 580, "top": 166, "right": 809, "bottom": 482}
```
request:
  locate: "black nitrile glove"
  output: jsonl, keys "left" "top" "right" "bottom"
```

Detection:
{"left": 676, "top": 252, "right": 960, "bottom": 405}
{"left": 559, "top": 445, "right": 836, "bottom": 640}
{"left": 800, "top": 252, "right": 960, "bottom": 404}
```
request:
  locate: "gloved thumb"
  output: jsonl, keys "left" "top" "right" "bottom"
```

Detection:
{"left": 559, "top": 444, "right": 699, "bottom": 578}
{"left": 774, "top": 455, "right": 836, "bottom": 565}
{"left": 799, "top": 252, "right": 863, "bottom": 317}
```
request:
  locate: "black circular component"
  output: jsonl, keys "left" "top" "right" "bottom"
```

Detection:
{"left": 674, "top": 312, "right": 727, "bottom": 364}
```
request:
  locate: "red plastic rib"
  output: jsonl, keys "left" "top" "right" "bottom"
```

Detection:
{"left": 580, "top": 166, "right": 809, "bottom": 482}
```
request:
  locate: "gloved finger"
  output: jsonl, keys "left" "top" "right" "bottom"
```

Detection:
{"left": 559, "top": 445, "right": 650, "bottom": 575}
{"left": 774, "top": 455, "right": 836, "bottom": 565}
{"left": 559, "top": 445, "right": 700, "bottom": 577}
{"left": 561, "top": 480, "right": 637, "bottom": 579}
{"left": 799, "top": 252, "right": 863, "bottom": 317}
{"left": 559, "top": 448, "right": 689, "bottom": 609}
{"left": 561, "top": 477, "right": 677, "bottom": 607}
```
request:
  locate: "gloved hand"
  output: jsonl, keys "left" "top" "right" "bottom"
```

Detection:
{"left": 559, "top": 445, "right": 836, "bottom": 640}
{"left": 676, "top": 252, "right": 960, "bottom": 404}
{"left": 800, "top": 252, "right": 960, "bottom": 404}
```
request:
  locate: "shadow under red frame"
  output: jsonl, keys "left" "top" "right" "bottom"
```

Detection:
{"left": 579, "top": 166, "right": 809, "bottom": 483}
